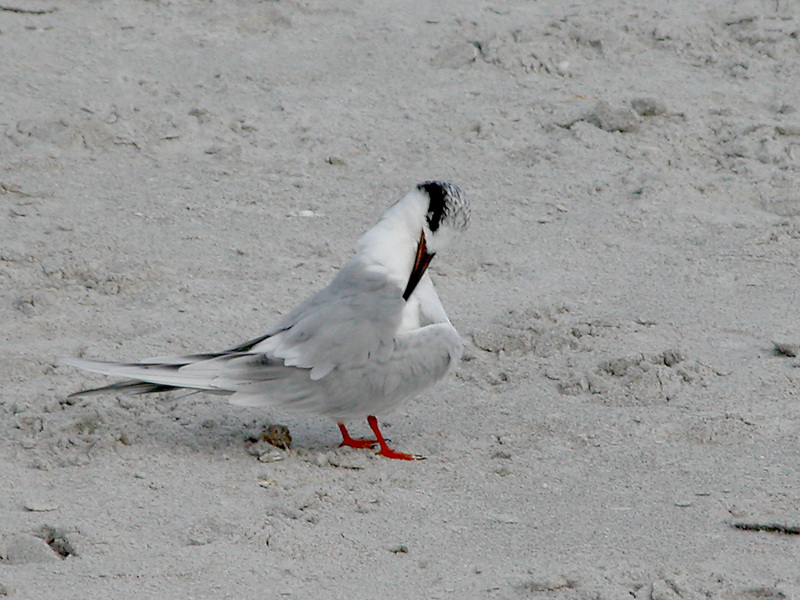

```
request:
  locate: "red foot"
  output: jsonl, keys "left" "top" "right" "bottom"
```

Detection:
{"left": 368, "top": 415, "right": 424, "bottom": 461}
{"left": 338, "top": 423, "right": 377, "bottom": 449}
{"left": 375, "top": 446, "right": 421, "bottom": 461}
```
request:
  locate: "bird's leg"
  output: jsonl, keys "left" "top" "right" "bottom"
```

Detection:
{"left": 338, "top": 423, "right": 377, "bottom": 449}
{"left": 367, "top": 415, "right": 424, "bottom": 461}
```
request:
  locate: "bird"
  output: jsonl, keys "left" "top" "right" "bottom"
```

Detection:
{"left": 65, "top": 181, "right": 470, "bottom": 460}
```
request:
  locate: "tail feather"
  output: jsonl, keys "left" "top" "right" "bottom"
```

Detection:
{"left": 65, "top": 356, "right": 244, "bottom": 392}
{"left": 63, "top": 353, "right": 309, "bottom": 400}
{"left": 68, "top": 379, "right": 181, "bottom": 398}
{"left": 62, "top": 349, "right": 333, "bottom": 416}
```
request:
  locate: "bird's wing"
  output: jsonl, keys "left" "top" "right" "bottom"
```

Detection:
{"left": 65, "top": 261, "right": 408, "bottom": 403}
{"left": 248, "top": 260, "right": 406, "bottom": 380}
{"left": 235, "top": 321, "right": 464, "bottom": 418}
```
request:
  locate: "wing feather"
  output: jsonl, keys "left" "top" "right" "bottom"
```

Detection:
{"left": 250, "top": 260, "right": 405, "bottom": 379}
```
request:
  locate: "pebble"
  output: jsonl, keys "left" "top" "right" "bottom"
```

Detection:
{"left": 23, "top": 500, "right": 58, "bottom": 512}
{"left": 432, "top": 42, "right": 479, "bottom": 69}
{"left": 306, "top": 452, "right": 332, "bottom": 468}
{"left": 261, "top": 424, "right": 292, "bottom": 449}
{"left": 631, "top": 96, "right": 668, "bottom": 117}
{"left": 327, "top": 453, "right": 367, "bottom": 470}
{"left": 0, "top": 533, "right": 60, "bottom": 564}
{"left": 773, "top": 340, "right": 799, "bottom": 357}
{"left": 776, "top": 124, "right": 800, "bottom": 136}
{"left": 490, "top": 513, "right": 519, "bottom": 524}
{"left": 258, "top": 449, "right": 286, "bottom": 463}
{"left": 522, "top": 574, "right": 577, "bottom": 592}
{"left": 584, "top": 101, "right": 641, "bottom": 133}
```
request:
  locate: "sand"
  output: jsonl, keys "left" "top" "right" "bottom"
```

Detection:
{"left": 2, "top": 0, "right": 800, "bottom": 597}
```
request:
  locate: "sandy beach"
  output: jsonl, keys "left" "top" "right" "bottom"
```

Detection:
{"left": 2, "top": 0, "right": 800, "bottom": 597}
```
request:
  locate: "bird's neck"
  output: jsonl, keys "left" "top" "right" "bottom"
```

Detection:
{"left": 354, "top": 193, "right": 427, "bottom": 290}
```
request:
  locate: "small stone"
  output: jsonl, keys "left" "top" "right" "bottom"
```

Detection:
{"left": 652, "top": 23, "right": 675, "bottom": 41}
{"left": 35, "top": 526, "right": 76, "bottom": 559}
{"left": 584, "top": 101, "right": 641, "bottom": 132}
{"left": 261, "top": 424, "right": 292, "bottom": 449}
{"left": 522, "top": 574, "right": 577, "bottom": 592}
{"left": 327, "top": 453, "right": 366, "bottom": 470}
{"left": 24, "top": 501, "right": 58, "bottom": 512}
{"left": 776, "top": 124, "right": 800, "bottom": 136}
{"left": 388, "top": 544, "right": 408, "bottom": 553}
{"left": 432, "top": 42, "right": 479, "bottom": 69}
{"left": 491, "top": 513, "right": 518, "bottom": 524}
{"left": 773, "top": 340, "right": 800, "bottom": 357}
{"left": 258, "top": 449, "right": 286, "bottom": 463}
{"left": 306, "top": 452, "right": 331, "bottom": 468}
{"left": 116, "top": 395, "right": 142, "bottom": 410}
{"left": 661, "top": 349, "right": 685, "bottom": 367}
{"left": 651, "top": 579, "right": 682, "bottom": 600}
{"left": 631, "top": 97, "right": 668, "bottom": 117}
{"left": 187, "top": 534, "right": 214, "bottom": 546}
{"left": 246, "top": 440, "right": 268, "bottom": 457}
{"left": 188, "top": 107, "right": 214, "bottom": 123}
{"left": 0, "top": 244, "right": 26, "bottom": 262}
{"left": 0, "top": 533, "right": 59, "bottom": 564}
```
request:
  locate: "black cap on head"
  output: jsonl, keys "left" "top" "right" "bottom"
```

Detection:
{"left": 415, "top": 181, "right": 469, "bottom": 236}
{"left": 418, "top": 181, "right": 449, "bottom": 232}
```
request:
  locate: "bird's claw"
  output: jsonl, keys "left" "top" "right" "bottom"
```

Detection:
{"left": 375, "top": 448, "right": 426, "bottom": 461}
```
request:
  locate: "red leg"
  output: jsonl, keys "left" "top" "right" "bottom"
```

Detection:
{"left": 367, "top": 415, "right": 424, "bottom": 461}
{"left": 338, "top": 423, "right": 377, "bottom": 449}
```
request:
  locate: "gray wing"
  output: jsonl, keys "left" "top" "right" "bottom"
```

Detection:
{"left": 237, "top": 259, "right": 406, "bottom": 380}
{"left": 65, "top": 259, "right": 408, "bottom": 409}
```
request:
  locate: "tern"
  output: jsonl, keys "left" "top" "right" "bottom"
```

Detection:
{"left": 65, "top": 181, "right": 470, "bottom": 460}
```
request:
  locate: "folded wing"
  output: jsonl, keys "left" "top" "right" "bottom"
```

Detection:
{"left": 236, "top": 260, "right": 406, "bottom": 380}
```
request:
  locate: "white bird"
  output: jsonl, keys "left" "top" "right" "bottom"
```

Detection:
{"left": 66, "top": 181, "right": 470, "bottom": 460}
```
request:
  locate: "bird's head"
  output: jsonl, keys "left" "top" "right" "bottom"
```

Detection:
{"left": 403, "top": 181, "right": 470, "bottom": 300}
{"left": 417, "top": 181, "right": 471, "bottom": 254}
